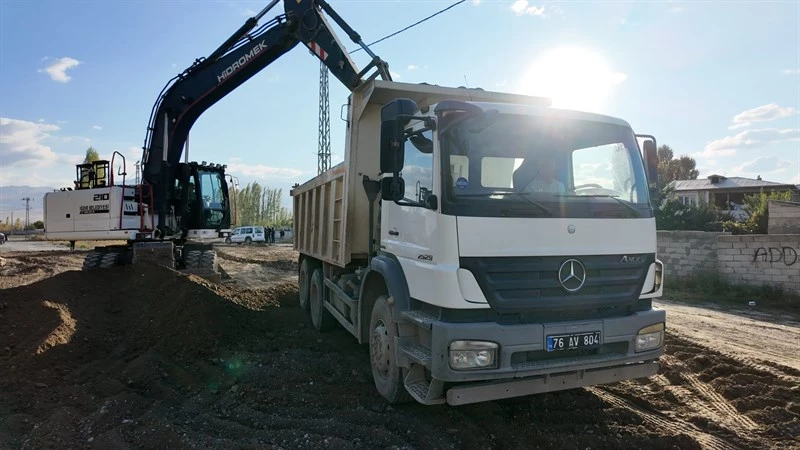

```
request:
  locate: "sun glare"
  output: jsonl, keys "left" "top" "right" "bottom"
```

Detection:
{"left": 518, "top": 47, "right": 627, "bottom": 113}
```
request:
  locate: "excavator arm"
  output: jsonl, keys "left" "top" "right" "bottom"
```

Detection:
{"left": 140, "top": 0, "right": 390, "bottom": 233}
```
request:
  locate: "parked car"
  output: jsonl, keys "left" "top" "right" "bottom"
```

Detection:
{"left": 225, "top": 226, "right": 265, "bottom": 245}
{"left": 0, "top": 232, "right": 5, "bottom": 245}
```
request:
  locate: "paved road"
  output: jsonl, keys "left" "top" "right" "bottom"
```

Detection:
{"left": 0, "top": 236, "right": 69, "bottom": 252}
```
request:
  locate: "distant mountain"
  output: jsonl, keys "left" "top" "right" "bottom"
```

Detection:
{"left": 0, "top": 185, "right": 56, "bottom": 223}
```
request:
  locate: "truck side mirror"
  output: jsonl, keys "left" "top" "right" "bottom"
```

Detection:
{"left": 380, "top": 98, "right": 418, "bottom": 175}
{"left": 380, "top": 177, "right": 404, "bottom": 202}
{"left": 642, "top": 139, "right": 660, "bottom": 203}
{"left": 380, "top": 121, "right": 404, "bottom": 174}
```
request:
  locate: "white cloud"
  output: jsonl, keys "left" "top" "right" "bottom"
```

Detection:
{"left": 240, "top": 8, "right": 256, "bottom": 17}
{"left": 38, "top": 57, "right": 80, "bottom": 83}
{"left": 733, "top": 156, "right": 793, "bottom": 177}
{"left": 92, "top": 125, "right": 102, "bottom": 130}
{"left": 472, "top": 0, "right": 482, "bottom": 4}
{"left": 510, "top": 0, "right": 546, "bottom": 17}
{"left": 390, "top": 71, "right": 401, "bottom": 80}
{"left": 699, "top": 128, "right": 800, "bottom": 157}
{"left": 729, "top": 103, "right": 797, "bottom": 129}
{"left": 781, "top": 68, "right": 800, "bottom": 75}
{"left": 407, "top": 64, "right": 418, "bottom": 71}
{"left": 0, "top": 118, "right": 91, "bottom": 187}
{"left": 670, "top": 6, "right": 685, "bottom": 13}
{"left": 225, "top": 162, "right": 306, "bottom": 181}
{"left": 0, "top": 117, "right": 60, "bottom": 167}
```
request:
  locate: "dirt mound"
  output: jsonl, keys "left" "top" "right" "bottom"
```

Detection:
{"left": 0, "top": 263, "right": 295, "bottom": 449}
{"left": 0, "top": 251, "right": 85, "bottom": 289}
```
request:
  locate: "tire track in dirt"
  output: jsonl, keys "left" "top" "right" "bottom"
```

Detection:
{"left": 661, "top": 354, "right": 761, "bottom": 434}
{"left": 587, "top": 387, "right": 736, "bottom": 450}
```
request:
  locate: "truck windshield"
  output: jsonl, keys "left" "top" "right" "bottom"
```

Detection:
{"left": 439, "top": 112, "right": 653, "bottom": 219}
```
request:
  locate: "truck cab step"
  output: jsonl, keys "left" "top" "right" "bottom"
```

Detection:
{"left": 401, "top": 344, "right": 431, "bottom": 366}
{"left": 401, "top": 310, "right": 437, "bottom": 330}
{"left": 403, "top": 364, "right": 445, "bottom": 405}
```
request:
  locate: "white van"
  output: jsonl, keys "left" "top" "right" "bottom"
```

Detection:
{"left": 225, "top": 226, "right": 266, "bottom": 244}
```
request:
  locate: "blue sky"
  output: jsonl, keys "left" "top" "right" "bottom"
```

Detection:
{"left": 1, "top": 0, "right": 799, "bottom": 214}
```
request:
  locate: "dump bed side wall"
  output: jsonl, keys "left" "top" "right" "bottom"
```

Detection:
{"left": 292, "top": 80, "right": 551, "bottom": 268}
{"left": 292, "top": 163, "right": 348, "bottom": 266}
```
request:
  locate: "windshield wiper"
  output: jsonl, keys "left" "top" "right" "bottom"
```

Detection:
{"left": 557, "top": 194, "right": 641, "bottom": 216}
{"left": 455, "top": 192, "right": 553, "bottom": 216}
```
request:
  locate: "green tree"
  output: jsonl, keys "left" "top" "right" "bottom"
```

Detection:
{"left": 232, "top": 182, "right": 292, "bottom": 227}
{"left": 655, "top": 196, "right": 728, "bottom": 231}
{"left": 84, "top": 146, "right": 100, "bottom": 163}
{"left": 657, "top": 145, "right": 699, "bottom": 191}
{"left": 722, "top": 190, "right": 794, "bottom": 234}
{"left": 32, "top": 220, "right": 45, "bottom": 229}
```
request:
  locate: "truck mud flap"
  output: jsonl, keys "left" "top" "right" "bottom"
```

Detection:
{"left": 445, "top": 361, "right": 659, "bottom": 406}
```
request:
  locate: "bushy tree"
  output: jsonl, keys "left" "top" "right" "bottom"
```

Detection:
{"left": 84, "top": 146, "right": 100, "bottom": 163}
{"left": 655, "top": 195, "right": 728, "bottom": 231}
{"left": 232, "top": 182, "right": 292, "bottom": 228}
{"left": 722, "top": 190, "right": 793, "bottom": 234}
{"left": 657, "top": 145, "right": 699, "bottom": 192}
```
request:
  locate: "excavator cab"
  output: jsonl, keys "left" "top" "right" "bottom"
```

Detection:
{"left": 76, "top": 160, "right": 110, "bottom": 190}
{"left": 172, "top": 162, "right": 230, "bottom": 234}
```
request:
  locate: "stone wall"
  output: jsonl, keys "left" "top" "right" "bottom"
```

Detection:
{"left": 717, "top": 234, "right": 800, "bottom": 293}
{"left": 656, "top": 231, "right": 727, "bottom": 278}
{"left": 658, "top": 231, "right": 800, "bottom": 294}
{"left": 768, "top": 200, "right": 800, "bottom": 234}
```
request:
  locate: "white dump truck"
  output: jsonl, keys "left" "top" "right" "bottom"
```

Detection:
{"left": 291, "top": 79, "right": 665, "bottom": 406}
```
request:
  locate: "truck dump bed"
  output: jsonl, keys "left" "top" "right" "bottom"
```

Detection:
{"left": 291, "top": 79, "right": 550, "bottom": 268}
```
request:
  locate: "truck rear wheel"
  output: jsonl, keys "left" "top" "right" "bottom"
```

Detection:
{"left": 298, "top": 259, "right": 312, "bottom": 310}
{"left": 309, "top": 268, "right": 335, "bottom": 331}
{"left": 369, "top": 295, "right": 412, "bottom": 404}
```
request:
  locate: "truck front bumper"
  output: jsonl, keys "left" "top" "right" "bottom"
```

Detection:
{"left": 445, "top": 359, "right": 658, "bottom": 405}
{"left": 426, "top": 307, "right": 665, "bottom": 403}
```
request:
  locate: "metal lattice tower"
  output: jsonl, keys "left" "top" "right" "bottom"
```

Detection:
{"left": 21, "top": 197, "right": 32, "bottom": 229}
{"left": 317, "top": 61, "right": 331, "bottom": 175}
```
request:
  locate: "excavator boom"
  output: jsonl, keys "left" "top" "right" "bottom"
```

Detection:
{"left": 140, "top": 0, "right": 390, "bottom": 234}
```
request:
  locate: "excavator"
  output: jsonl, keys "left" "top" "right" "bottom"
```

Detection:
{"left": 43, "top": 0, "right": 391, "bottom": 278}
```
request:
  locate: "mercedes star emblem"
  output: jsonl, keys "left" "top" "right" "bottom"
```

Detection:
{"left": 567, "top": 224, "right": 576, "bottom": 234}
{"left": 558, "top": 259, "right": 587, "bottom": 292}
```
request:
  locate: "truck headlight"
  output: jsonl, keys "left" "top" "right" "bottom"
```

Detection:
{"left": 636, "top": 323, "right": 664, "bottom": 352}
{"left": 449, "top": 341, "right": 499, "bottom": 370}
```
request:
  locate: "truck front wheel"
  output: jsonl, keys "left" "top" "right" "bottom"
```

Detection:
{"left": 309, "top": 268, "right": 335, "bottom": 331}
{"left": 369, "top": 295, "right": 412, "bottom": 404}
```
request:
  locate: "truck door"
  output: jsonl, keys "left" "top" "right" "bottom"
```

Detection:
{"left": 382, "top": 129, "right": 440, "bottom": 300}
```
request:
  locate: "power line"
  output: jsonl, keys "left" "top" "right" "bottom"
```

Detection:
{"left": 349, "top": 0, "right": 466, "bottom": 54}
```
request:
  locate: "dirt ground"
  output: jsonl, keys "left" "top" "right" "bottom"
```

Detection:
{"left": 1, "top": 245, "right": 798, "bottom": 449}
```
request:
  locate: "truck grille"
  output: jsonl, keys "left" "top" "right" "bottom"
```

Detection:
{"left": 460, "top": 254, "right": 654, "bottom": 314}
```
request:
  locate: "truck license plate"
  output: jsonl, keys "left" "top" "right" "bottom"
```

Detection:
{"left": 546, "top": 331, "right": 601, "bottom": 352}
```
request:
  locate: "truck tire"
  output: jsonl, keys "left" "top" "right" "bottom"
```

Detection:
{"left": 245, "top": 237, "right": 252, "bottom": 245}
{"left": 184, "top": 250, "right": 202, "bottom": 269}
{"left": 369, "top": 295, "right": 413, "bottom": 404}
{"left": 225, "top": 237, "right": 232, "bottom": 244}
{"left": 199, "top": 250, "right": 217, "bottom": 270}
{"left": 298, "top": 259, "right": 312, "bottom": 310}
{"left": 99, "top": 252, "right": 118, "bottom": 269}
{"left": 309, "top": 268, "right": 335, "bottom": 331}
{"left": 82, "top": 252, "right": 102, "bottom": 271}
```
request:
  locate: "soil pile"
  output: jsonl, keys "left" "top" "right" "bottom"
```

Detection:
{"left": 0, "top": 263, "right": 295, "bottom": 449}
{"left": 1, "top": 256, "right": 797, "bottom": 449}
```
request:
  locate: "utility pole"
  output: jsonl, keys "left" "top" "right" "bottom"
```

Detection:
{"left": 21, "top": 197, "right": 32, "bottom": 230}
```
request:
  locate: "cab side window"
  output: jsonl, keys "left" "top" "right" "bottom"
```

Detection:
{"left": 401, "top": 129, "right": 434, "bottom": 205}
